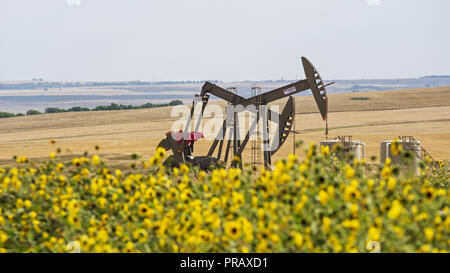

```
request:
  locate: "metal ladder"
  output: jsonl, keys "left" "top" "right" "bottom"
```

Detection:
{"left": 398, "top": 136, "right": 434, "bottom": 162}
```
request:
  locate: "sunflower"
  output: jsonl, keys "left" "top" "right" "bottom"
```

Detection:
{"left": 423, "top": 187, "right": 435, "bottom": 201}
{"left": 166, "top": 188, "right": 179, "bottom": 201}
{"left": 72, "top": 158, "right": 81, "bottom": 167}
{"left": 320, "top": 145, "right": 330, "bottom": 156}
{"left": 148, "top": 157, "right": 158, "bottom": 166}
{"left": 322, "top": 217, "right": 331, "bottom": 233}
{"left": 387, "top": 200, "right": 403, "bottom": 219}
{"left": 137, "top": 203, "right": 150, "bottom": 217}
{"left": 180, "top": 189, "right": 193, "bottom": 201}
{"left": 344, "top": 186, "right": 361, "bottom": 202}
{"left": 367, "top": 226, "right": 380, "bottom": 242}
{"left": 179, "top": 164, "right": 189, "bottom": 174}
{"left": 424, "top": 228, "right": 434, "bottom": 242}
{"left": 133, "top": 229, "right": 149, "bottom": 243}
{"left": 231, "top": 192, "right": 244, "bottom": 207}
{"left": 197, "top": 229, "right": 212, "bottom": 243}
{"left": 97, "top": 229, "right": 109, "bottom": 243}
{"left": 224, "top": 221, "right": 241, "bottom": 240}
{"left": 318, "top": 190, "right": 329, "bottom": 205}
{"left": 56, "top": 162, "right": 64, "bottom": 172}
{"left": 0, "top": 231, "right": 8, "bottom": 243}
{"left": 144, "top": 188, "right": 156, "bottom": 200}
{"left": 345, "top": 165, "right": 355, "bottom": 179}
{"left": 291, "top": 232, "right": 303, "bottom": 248}
{"left": 91, "top": 155, "right": 100, "bottom": 166}
{"left": 390, "top": 141, "right": 402, "bottom": 156}
{"left": 208, "top": 197, "right": 221, "bottom": 209}
{"left": 123, "top": 241, "right": 134, "bottom": 253}
{"left": 155, "top": 147, "right": 166, "bottom": 159}
{"left": 257, "top": 228, "right": 271, "bottom": 241}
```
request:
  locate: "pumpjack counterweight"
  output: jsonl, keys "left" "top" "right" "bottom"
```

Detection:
{"left": 158, "top": 57, "right": 332, "bottom": 169}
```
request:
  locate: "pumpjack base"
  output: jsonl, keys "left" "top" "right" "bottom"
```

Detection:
{"left": 163, "top": 155, "right": 219, "bottom": 170}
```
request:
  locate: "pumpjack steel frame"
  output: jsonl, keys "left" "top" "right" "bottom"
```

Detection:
{"left": 158, "top": 57, "right": 332, "bottom": 169}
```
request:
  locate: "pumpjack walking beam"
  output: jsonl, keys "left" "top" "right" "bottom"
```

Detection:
{"left": 202, "top": 57, "right": 331, "bottom": 167}
{"left": 200, "top": 57, "right": 329, "bottom": 119}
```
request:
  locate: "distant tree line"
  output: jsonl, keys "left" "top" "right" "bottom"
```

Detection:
{"left": 0, "top": 80, "right": 222, "bottom": 90}
{"left": 421, "top": 75, "right": 450, "bottom": 79}
{"left": 0, "top": 100, "right": 183, "bottom": 119}
{"left": 350, "top": 97, "right": 370, "bottom": 101}
{"left": 0, "top": 81, "right": 153, "bottom": 90}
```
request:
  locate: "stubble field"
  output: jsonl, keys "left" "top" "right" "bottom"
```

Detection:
{"left": 0, "top": 85, "right": 449, "bottom": 168}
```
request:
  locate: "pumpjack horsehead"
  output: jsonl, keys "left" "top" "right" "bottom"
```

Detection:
{"left": 158, "top": 57, "right": 332, "bottom": 169}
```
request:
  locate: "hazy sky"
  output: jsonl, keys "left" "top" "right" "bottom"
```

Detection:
{"left": 0, "top": 0, "right": 449, "bottom": 81}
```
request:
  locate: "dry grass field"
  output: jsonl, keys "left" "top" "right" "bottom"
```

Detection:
{"left": 0, "top": 85, "right": 449, "bottom": 168}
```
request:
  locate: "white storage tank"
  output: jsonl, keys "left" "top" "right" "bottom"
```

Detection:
{"left": 380, "top": 137, "right": 421, "bottom": 167}
{"left": 320, "top": 136, "right": 365, "bottom": 161}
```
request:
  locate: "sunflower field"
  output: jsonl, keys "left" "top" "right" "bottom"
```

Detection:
{"left": 0, "top": 141, "right": 448, "bottom": 253}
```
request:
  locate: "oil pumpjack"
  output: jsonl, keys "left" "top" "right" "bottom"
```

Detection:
{"left": 157, "top": 57, "right": 332, "bottom": 169}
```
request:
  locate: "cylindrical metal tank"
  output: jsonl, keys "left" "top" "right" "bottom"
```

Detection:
{"left": 320, "top": 139, "right": 365, "bottom": 160}
{"left": 380, "top": 140, "right": 421, "bottom": 166}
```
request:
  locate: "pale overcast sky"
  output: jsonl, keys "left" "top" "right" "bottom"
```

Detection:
{"left": 0, "top": 0, "right": 449, "bottom": 81}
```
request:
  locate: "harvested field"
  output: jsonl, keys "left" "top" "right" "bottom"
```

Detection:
{"left": 0, "top": 86, "right": 449, "bottom": 167}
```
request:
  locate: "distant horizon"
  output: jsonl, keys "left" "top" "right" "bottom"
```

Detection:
{"left": 0, "top": 75, "right": 449, "bottom": 114}
{"left": 2, "top": 74, "right": 450, "bottom": 84}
